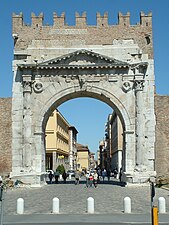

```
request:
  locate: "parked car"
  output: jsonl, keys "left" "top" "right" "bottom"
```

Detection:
{"left": 66, "top": 170, "right": 75, "bottom": 177}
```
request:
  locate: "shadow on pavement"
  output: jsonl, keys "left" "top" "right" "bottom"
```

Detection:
{"left": 46, "top": 179, "right": 126, "bottom": 187}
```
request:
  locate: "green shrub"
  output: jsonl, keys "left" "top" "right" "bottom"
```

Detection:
{"left": 56, "top": 164, "right": 65, "bottom": 175}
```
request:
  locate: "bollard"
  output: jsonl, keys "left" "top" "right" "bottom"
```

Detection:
{"left": 123, "top": 197, "right": 131, "bottom": 213}
{"left": 87, "top": 197, "right": 94, "bottom": 213}
{"left": 17, "top": 198, "right": 24, "bottom": 214}
{"left": 69, "top": 174, "right": 71, "bottom": 180}
{"left": 158, "top": 197, "right": 166, "bottom": 213}
{"left": 152, "top": 206, "right": 158, "bottom": 225}
{"left": 52, "top": 197, "right": 59, "bottom": 213}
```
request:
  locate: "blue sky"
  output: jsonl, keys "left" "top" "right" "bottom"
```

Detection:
{"left": 0, "top": 0, "right": 169, "bottom": 154}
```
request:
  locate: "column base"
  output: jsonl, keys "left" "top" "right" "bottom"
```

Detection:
{"left": 122, "top": 170, "right": 156, "bottom": 184}
{"left": 10, "top": 172, "right": 47, "bottom": 187}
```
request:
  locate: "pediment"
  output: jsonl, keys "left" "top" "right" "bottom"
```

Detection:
{"left": 37, "top": 49, "right": 128, "bottom": 68}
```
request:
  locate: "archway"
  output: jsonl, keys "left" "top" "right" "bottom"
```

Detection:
{"left": 12, "top": 48, "right": 156, "bottom": 186}
{"left": 38, "top": 88, "right": 131, "bottom": 178}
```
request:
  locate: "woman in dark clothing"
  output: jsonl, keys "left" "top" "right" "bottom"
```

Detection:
{"left": 62, "top": 170, "right": 67, "bottom": 183}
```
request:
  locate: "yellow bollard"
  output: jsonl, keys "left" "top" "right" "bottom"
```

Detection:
{"left": 152, "top": 206, "right": 158, "bottom": 225}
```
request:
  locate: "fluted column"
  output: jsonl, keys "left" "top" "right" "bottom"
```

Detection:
{"left": 22, "top": 74, "right": 32, "bottom": 169}
{"left": 134, "top": 80, "right": 145, "bottom": 170}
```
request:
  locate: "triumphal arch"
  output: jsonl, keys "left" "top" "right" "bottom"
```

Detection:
{"left": 11, "top": 12, "right": 156, "bottom": 186}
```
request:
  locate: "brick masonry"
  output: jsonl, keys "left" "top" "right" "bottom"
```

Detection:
{"left": 12, "top": 12, "right": 153, "bottom": 58}
{"left": 155, "top": 95, "right": 169, "bottom": 176}
{"left": 0, "top": 98, "right": 12, "bottom": 175}
{"left": 0, "top": 95, "right": 169, "bottom": 178}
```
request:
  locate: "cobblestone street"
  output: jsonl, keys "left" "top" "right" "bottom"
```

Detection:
{"left": 2, "top": 178, "right": 169, "bottom": 215}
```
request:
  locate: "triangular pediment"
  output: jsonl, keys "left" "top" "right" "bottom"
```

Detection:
{"left": 38, "top": 49, "right": 128, "bottom": 68}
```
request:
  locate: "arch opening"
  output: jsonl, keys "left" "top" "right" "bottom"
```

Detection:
{"left": 39, "top": 88, "right": 129, "bottom": 180}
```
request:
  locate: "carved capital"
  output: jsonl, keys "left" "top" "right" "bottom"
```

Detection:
{"left": 22, "top": 75, "right": 32, "bottom": 93}
{"left": 134, "top": 80, "right": 144, "bottom": 92}
{"left": 23, "top": 81, "right": 32, "bottom": 93}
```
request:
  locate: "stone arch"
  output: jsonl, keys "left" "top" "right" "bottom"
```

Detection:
{"left": 35, "top": 85, "right": 132, "bottom": 133}
{"left": 11, "top": 47, "right": 156, "bottom": 186}
{"left": 31, "top": 83, "right": 135, "bottom": 184}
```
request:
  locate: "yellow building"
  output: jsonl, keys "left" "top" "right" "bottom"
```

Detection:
{"left": 108, "top": 112, "right": 123, "bottom": 173}
{"left": 45, "top": 110, "right": 70, "bottom": 171}
{"left": 76, "top": 143, "right": 90, "bottom": 172}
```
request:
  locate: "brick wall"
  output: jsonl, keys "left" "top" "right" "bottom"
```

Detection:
{"left": 0, "top": 98, "right": 12, "bottom": 175}
{"left": 155, "top": 95, "right": 169, "bottom": 176}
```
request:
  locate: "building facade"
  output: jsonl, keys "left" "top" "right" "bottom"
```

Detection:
{"left": 45, "top": 110, "right": 78, "bottom": 172}
{"left": 76, "top": 143, "right": 90, "bottom": 172}
{"left": 69, "top": 126, "right": 78, "bottom": 170}
{"left": 45, "top": 110, "right": 70, "bottom": 171}
{"left": 103, "top": 112, "right": 124, "bottom": 174}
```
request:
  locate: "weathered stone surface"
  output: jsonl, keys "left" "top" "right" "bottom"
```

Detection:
{"left": 10, "top": 12, "right": 157, "bottom": 184}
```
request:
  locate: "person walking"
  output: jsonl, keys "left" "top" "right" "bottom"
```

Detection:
{"left": 62, "top": 170, "right": 67, "bottom": 183}
{"left": 107, "top": 169, "right": 111, "bottom": 182}
{"left": 89, "top": 173, "right": 93, "bottom": 187}
{"left": 85, "top": 171, "right": 90, "bottom": 188}
{"left": 102, "top": 169, "right": 107, "bottom": 183}
{"left": 75, "top": 170, "right": 80, "bottom": 185}
{"left": 119, "top": 168, "right": 122, "bottom": 182}
{"left": 48, "top": 170, "right": 54, "bottom": 184}
{"left": 93, "top": 170, "right": 98, "bottom": 188}
{"left": 54, "top": 170, "right": 60, "bottom": 184}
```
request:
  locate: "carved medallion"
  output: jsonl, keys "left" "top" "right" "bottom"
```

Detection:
{"left": 33, "top": 81, "right": 43, "bottom": 93}
{"left": 122, "top": 81, "right": 131, "bottom": 93}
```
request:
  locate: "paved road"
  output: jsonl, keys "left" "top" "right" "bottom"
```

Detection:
{"left": 1, "top": 178, "right": 169, "bottom": 224}
{"left": 2, "top": 214, "right": 169, "bottom": 225}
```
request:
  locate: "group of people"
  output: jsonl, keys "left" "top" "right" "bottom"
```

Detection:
{"left": 48, "top": 167, "right": 123, "bottom": 185}
{"left": 85, "top": 170, "right": 98, "bottom": 188}
{"left": 48, "top": 170, "right": 67, "bottom": 184}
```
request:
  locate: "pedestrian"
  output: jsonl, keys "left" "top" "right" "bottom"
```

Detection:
{"left": 102, "top": 169, "right": 107, "bottom": 183}
{"left": 119, "top": 168, "right": 122, "bottom": 182}
{"left": 75, "top": 170, "right": 80, "bottom": 185}
{"left": 0, "top": 176, "right": 3, "bottom": 201}
{"left": 48, "top": 170, "right": 54, "bottom": 184}
{"left": 62, "top": 170, "right": 67, "bottom": 183}
{"left": 0, "top": 176, "right": 2, "bottom": 186}
{"left": 113, "top": 168, "right": 118, "bottom": 179}
{"left": 85, "top": 171, "right": 90, "bottom": 188}
{"left": 89, "top": 173, "right": 93, "bottom": 187}
{"left": 54, "top": 170, "right": 60, "bottom": 184}
{"left": 93, "top": 171, "right": 98, "bottom": 188}
{"left": 107, "top": 169, "right": 111, "bottom": 182}
{"left": 97, "top": 168, "right": 101, "bottom": 182}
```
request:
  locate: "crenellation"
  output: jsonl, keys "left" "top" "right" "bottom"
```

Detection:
{"left": 75, "top": 12, "right": 87, "bottom": 27}
{"left": 53, "top": 12, "right": 65, "bottom": 27}
{"left": 96, "top": 12, "right": 108, "bottom": 27}
{"left": 118, "top": 12, "right": 130, "bottom": 26}
{"left": 140, "top": 11, "right": 152, "bottom": 27}
{"left": 12, "top": 12, "right": 23, "bottom": 33}
{"left": 12, "top": 12, "right": 153, "bottom": 59}
{"left": 31, "top": 12, "right": 44, "bottom": 27}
